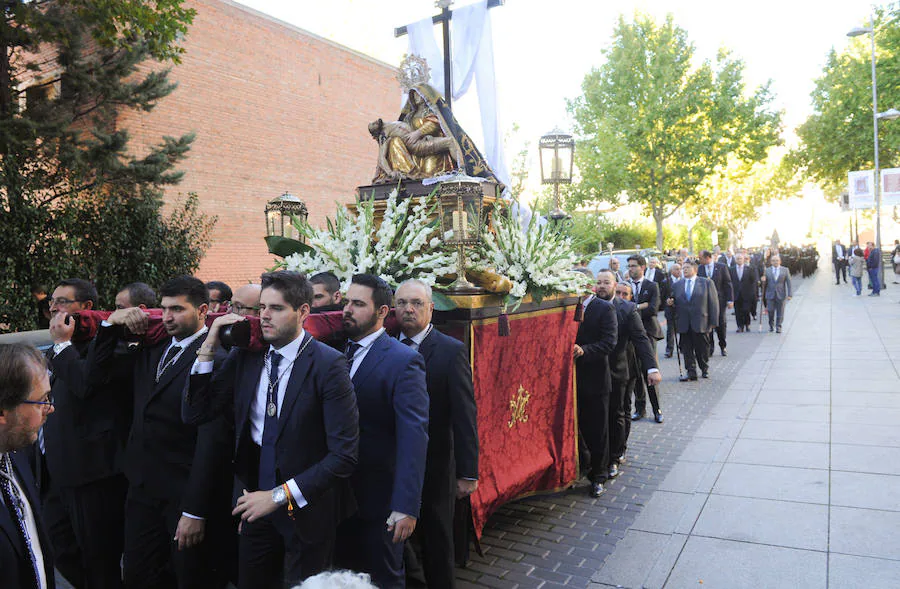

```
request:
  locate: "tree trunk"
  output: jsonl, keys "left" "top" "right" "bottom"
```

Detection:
{"left": 654, "top": 209, "right": 664, "bottom": 251}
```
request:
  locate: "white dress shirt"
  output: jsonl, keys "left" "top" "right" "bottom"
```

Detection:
{"left": 400, "top": 324, "right": 432, "bottom": 352}
{"left": 191, "top": 330, "right": 308, "bottom": 506}
{"left": 1, "top": 453, "right": 47, "bottom": 589}
{"left": 348, "top": 327, "right": 385, "bottom": 379}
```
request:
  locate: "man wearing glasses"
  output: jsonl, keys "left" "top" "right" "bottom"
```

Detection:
{"left": 44, "top": 278, "right": 129, "bottom": 588}
{"left": 230, "top": 284, "right": 262, "bottom": 317}
{"left": 1, "top": 343, "right": 56, "bottom": 589}
{"left": 394, "top": 279, "right": 478, "bottom": 589}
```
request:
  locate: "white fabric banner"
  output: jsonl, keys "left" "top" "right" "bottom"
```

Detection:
{"left": 881, "top": 167, "right": 900, "bottom": 207}
{"left": 848, "top": 169, "right": 875, "bottom": 210}
{"left": 406, "top": 1, "right": 510, "bottom": 190}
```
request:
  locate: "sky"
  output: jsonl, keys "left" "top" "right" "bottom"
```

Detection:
{"left": 231, "top": 0, "right": 880, "bottom": 244}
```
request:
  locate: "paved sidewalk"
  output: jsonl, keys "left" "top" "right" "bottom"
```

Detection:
{"left": 592, "top": 267, "right": 900, "bottom": 589}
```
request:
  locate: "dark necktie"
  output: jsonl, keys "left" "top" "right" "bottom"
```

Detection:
{"left": 156, "top": 344, "right": 181, "bottom": 382}
{"left": 259, "top": 351, "right": 282, "bottom": 490}
{"left": 345, "top": 342, "right": 361, "bottom": 363}
{"left": 401, "top": 337, "right": 414, "bottom": 347}
{"left": 1, "top": 454, "right": 40, "bottom": 585}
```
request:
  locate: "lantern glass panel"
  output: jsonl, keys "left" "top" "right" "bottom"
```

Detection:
{"left": 266, "top": 208, "right": 281, "bottom": 237}
{"left": 438, "top": 182, "right": 484, "bottom": 245}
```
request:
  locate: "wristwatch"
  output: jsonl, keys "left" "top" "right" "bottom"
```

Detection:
{"left": 271, "top": 486, "right": 287, "bottom": 507}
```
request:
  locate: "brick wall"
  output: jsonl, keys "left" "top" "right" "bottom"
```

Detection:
{"left": 120, "top": 0, "right": 399, "bottom": 287}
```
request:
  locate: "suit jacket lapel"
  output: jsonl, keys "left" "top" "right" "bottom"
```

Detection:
{"left": 277, "top": 333, "right": 315, "bottom": 441}
{"left": 352, "top": 332, "right": 390, "bottom": 387}
{"left": 236, "top": 351, "right": 265, "bottom": 436}
{"left": 153, "top": 335, "right": 205, "bottom": 396}
{"left": 419, "top": 328, "right": 437, "bottom": 365}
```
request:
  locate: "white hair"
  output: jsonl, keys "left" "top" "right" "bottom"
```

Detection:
{"left": 396, "top": 278, "right": 433, "bottom": 302}
{"left": 294, "top": 570, "right": 377, "bottom": 589}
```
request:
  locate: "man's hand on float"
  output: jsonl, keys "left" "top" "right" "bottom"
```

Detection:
{"left": 49, "top": 312, "right": 75, "bottom": 344}
{"left": 106, "top": 308, "right": 148, "bottom": 334}
{"left": 456, "top": 479, "right": 478, "bottom": 499}
{"left": 573, "top": 344, "right": 584, "bottom": 359}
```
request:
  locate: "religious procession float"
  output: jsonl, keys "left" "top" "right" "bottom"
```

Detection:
{"left": 263, "top": 58, "right": 593, "bottom": 556}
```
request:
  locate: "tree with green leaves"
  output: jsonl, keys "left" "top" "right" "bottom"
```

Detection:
{"left": 795, "top": 6, "right": 900, "bottom": 198}
{"left": 689, "top": 149, "right": 798, "bottom": 246}
{"left": 0, "top": 0, "right": 214, "bottom": 332}
{"left": 569, "top": 12, "right": 782, "bottom": 249}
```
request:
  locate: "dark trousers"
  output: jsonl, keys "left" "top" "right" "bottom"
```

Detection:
{"left": 680, "top": 330, "right": 709, "bottom": 376}
{"left": 42, "top": 473, "right": 87, "bottom": 589}
{"left": 404, "top": 473, "right": 455, "bottom": 589}
{"left": 54, "top": 475, "right": 128, "bottom": 589}
{"left": 709, "top": 304, "right": 727, "bottom": 353}
{"left": 868, "top": 268, "right": 881, "bottom": 294}
{"left": 631, "top": 370, "right": 660, "bottom": 416}
{"left": 664, "top": 307, "right": 676, "bottom": 354}
{"left": 576, "top": 379, "right": 610, "bottom": 483}
{"left": 767, "top": 297, "right": 786, "bottom": 330}
{"left": 734, "top": 298, "right": 753, "bottom": 329}
{"left": 834, "top": 261, "right": 847, "bottom": 283}
{"left": 335, "top": 515, "right": 405, "bottom": 589}
{"left": 122, "top": 486, "right": 229, "bottom": 589}
{"left": 609, "top": 379, "right": 630, "bottom": 465}
{"left": 237, "top": 513, "right": 331, "bottom": 589}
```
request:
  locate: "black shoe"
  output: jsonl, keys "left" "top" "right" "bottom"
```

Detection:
{"left": 608, "top": 464, "right": 619, "bottom": 478}
{"left": 721, "top": 348, "right": 727, "bottom": 357}
{"left": 769, "top": 326, "right": 774, "bottom": 332}
{"left": 631, "top": 411, "right": 645, "bottom": 421}
{"left": 589, "top": 481, "right": 606, "bottom": 498}
{"left": 702, "top": 371, "right": 710, "bottom": 379}
{"left": 664, "top": 352, "right": 673, "bottom": 358}
{"left": 679, "top": 374, "right": 697, "bottom": 382}
{"left": 653, "top": 411, "right": 664, "bottom": 423}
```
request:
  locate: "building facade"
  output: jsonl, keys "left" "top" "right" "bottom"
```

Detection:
{"left": 121, "top": 0, "right": 398, "bottom": 286}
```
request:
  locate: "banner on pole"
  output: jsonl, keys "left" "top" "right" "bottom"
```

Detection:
{"left": 881, "top": 168, "right": 900, "bottom": 207}
{"left": 848, "top": 170, "right": 875, "bottom": 210}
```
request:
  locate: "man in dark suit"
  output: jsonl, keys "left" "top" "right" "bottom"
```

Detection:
{"left": 43, "top": 278, "right": 129, "bottom": 588}
{"left": 718, "top": 249, "right": 736, "bottom": 269}
{"left": 334, "top": 274, "right": 429, "bottom": 589}
{"left": 574, "top": 279, "right": 618, "bottom": 498}
{"left": 730, "top": 253, "right": 759, "bottom": 333}
{"left": 626, "top": 255, "right": 663, "bottom": 422}
{"left": 394, "top": 279, "right": 478, "bottom": 589}
{"left": 832, "top": 240, "right": 849, "bottom": 285}
{"left": 667, "top": 260, "right": 719, "bottom": 381}
{"left": 184, "top": 271, "right": 359, "bottom": 588}
{"left": 865, "top": 242, "right": 882, "bottom": 296}
{"left": 594, "top": 271, "right": 660, "bottom": 479}
{"left": 0, "top": 343, "right": 57, "bottom": 589}
{"left": 663, "top": 263, "right": 682, "bottom": 357}
{"left": 697, "top": 250, "right": 733, "bottom": 357}
{"left": 88, "top": 276, "right": 233, "bottom": 589}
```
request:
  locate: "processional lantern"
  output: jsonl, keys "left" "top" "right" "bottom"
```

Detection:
{"left": 438, "top": 179, "right": 485, "bottom": 292}
{"left": 265, "top": 192, "right": 308, "bottom": 242}
{"left": 539, "top": 128, "right": 575, "bottom": 221}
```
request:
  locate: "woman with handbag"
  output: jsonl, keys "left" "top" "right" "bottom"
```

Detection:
{"left": 849, "top": 248, "right": 867, "bottom": 296}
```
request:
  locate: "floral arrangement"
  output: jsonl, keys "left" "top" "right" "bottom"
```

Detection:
{"left": 471, "top": 205, "right": 593, "bottom": 309}
{"left": 280, "top": 189, "right": 456, "bottom": 291}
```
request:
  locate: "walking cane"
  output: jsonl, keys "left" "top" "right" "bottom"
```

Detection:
{"left": 672, "top": 303, "right": 684, "bottom": 378}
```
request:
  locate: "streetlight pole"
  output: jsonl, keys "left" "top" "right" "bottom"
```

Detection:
{"left": 849, "top": 10, "right": 890, "bottom": 288}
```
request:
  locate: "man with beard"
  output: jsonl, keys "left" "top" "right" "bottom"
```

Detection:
{"left": 626, "top": 255, "right": 663, "bottom": 423}
{"left": 667, "top": 261, "right": 719, "bottom": 381}
{"left": 184, "top": 271, "right": 359, "bottom": 587}
{"left": 88, "top": 276, "right": 233, "bottom": 589}
{"left": 394, "top": 279, "right": 477, "bottom": 589}
{"left": 574, "top": 276, "right": 617, "bottom": 497}
{"left": 309, "top": 272, "right": 344, "bottom": 313}
{"left": 0, "top": 343, "right": 56, "bottom": 589}
{"left": 594, "top": 271, "right": 660, "bottom": 479}
{"left": 334, "top": 274, "right": 428, "bottom": 589}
